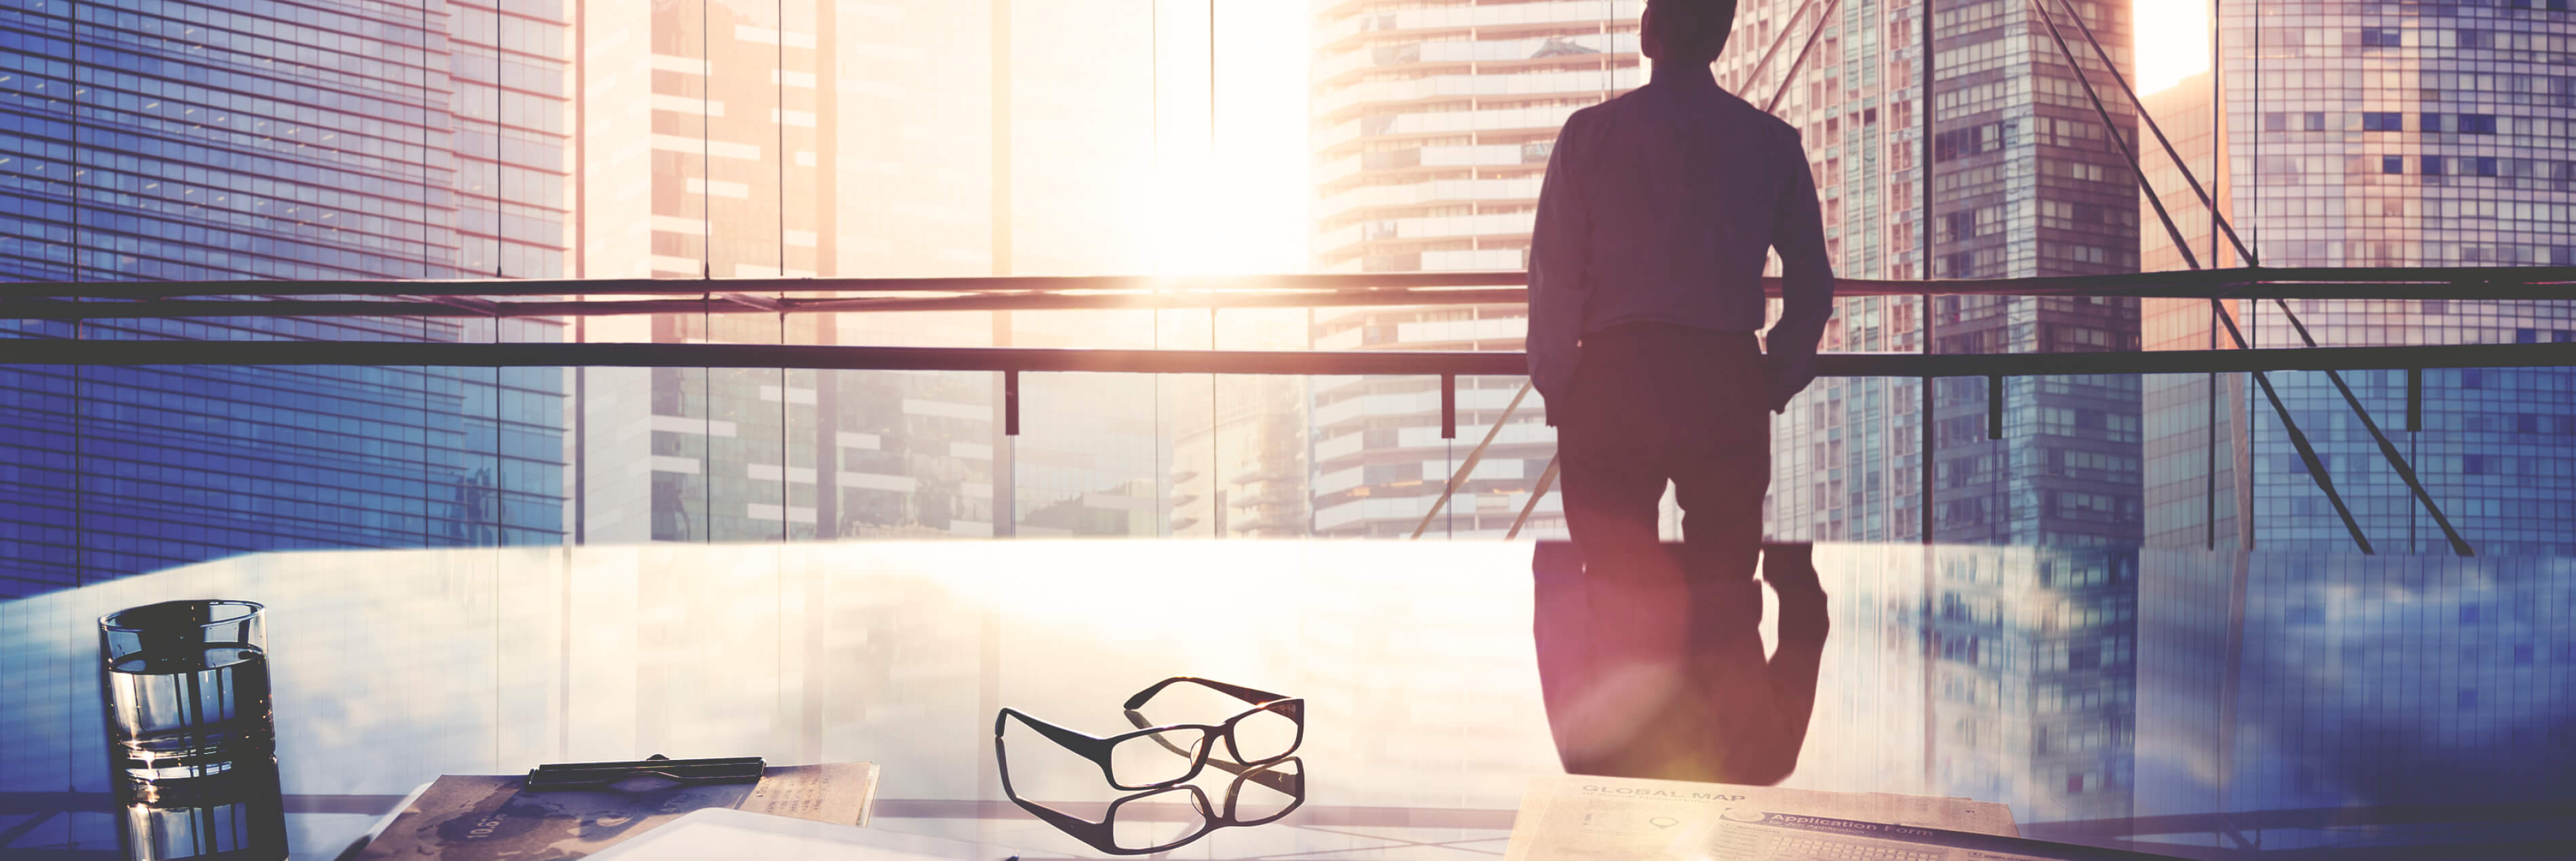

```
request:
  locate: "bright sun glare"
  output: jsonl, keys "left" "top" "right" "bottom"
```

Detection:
{"left": 2131, "top": 3, "right": 2213, "bottom": 96}
{"left": 1143, "top": 2, "right": 1309, "bottom": 277}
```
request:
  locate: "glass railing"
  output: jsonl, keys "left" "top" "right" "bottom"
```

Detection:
{"left": 7, "top": 268, "right": 2576, "bottom": 597}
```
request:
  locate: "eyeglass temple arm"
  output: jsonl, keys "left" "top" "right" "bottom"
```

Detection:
{"left": 995, "top": 708, "right": 1114, "bottom": 759}
{"left": 1121, "top": 708, "right": 1300, "bottom": 797}
{"left": 1003, "top": 792, "right": 1108, "bottom": 843}
{"left": 1123, "top": 677, "right": 1289, "bottom": 710}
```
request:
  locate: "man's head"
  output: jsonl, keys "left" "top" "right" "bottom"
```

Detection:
{"left": 1642, "top": 0, "right": 1739, "bottom": 66}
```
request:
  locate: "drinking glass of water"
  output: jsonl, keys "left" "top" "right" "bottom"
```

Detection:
{"left": 100, "top": 599, "right": 287, "bottom": 860}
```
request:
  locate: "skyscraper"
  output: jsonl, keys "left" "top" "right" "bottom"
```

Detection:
{"left": 2135, "top": 71, "right": 2252, "bottom": 550}
{"left": 1306, "top": 0, "right": 1640, "bottom": 538}
{"left": 452, "top": 0, "right": 573, "bottom": 280}
{"left": 0, "top": 0, "right": 570, "bottom": 597}
{"left": 1306, "top": 0, "right": 2144, "bottom": 544}
{"left": 1714, "top": 0, "right": 2143, "bottom": 546}
{"left": 575, "top": 0, "right": 1168, "bottom": 544}
{"left": 2140, "top": 5, "right": 2576, "bottom": 555}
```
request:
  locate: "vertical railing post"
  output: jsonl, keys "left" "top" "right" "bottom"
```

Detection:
{"left": 1986, "top": 374, "right": 2003, "bottom": 440}
{"left": 1003, "top": 369, "right": 1020, "bottom": 437}
{"left": 1919, "top": 0, "right": 1936, "bottom": 546}
{"left": 1440, "top": 374, "right": 1457, "bottom": 439}
{"left": 2406, "top": 367, "right": 2423, "bottom": 433}
{"left": 1921, "top": 374, "right": 1937, "bottom": 541}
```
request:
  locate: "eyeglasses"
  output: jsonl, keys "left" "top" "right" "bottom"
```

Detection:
{"left": 995, "top": 677, "right": 1306, "bottom": 855}
{"left": 997, "top": 677, "right": 1302, "bottom": 791}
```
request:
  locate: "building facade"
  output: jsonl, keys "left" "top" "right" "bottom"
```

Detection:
{"left": 2141, "top": 4, "right": 2576, "bottom": 555}
{"left": 1306, "top": 0, "right": 1639, "bottom": 538}
{"left": 0, "top": 0, "right": 570, "bottom": 598}
{"left": 1716, "top": 0, "right": 2144, "bottom": 546}
{"left": 2135, "top": 71, "right": 2254, "bottom": 550}
{"left": 1171, "top": 374, "right": 1312, "bottom": 538}
{"left": 575, "top": 0, "right": 1168, "bottom": 544}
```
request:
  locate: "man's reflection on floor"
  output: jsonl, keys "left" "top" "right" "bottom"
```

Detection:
{"left": 1533, "top": 542, "right": 1829, "bottom": 784}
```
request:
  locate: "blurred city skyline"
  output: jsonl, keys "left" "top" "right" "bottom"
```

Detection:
{"left": 7, "top": 0, "right": 2574, "bottom": 595}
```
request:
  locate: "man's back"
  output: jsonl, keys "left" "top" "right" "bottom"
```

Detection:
{"left": 1556, "top": 78, "right": 1807, "bottom": 335}
{"left": 1525, "top": 68, "right": 1833, "bottom": 418}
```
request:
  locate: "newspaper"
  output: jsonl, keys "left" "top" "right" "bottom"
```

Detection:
{"left": 1697, "top": 810, "right": 2181, "bottom": 861}
{"left": 349, "top": 762, "right": 879, "bottom": 860}
{"left": 1502, "top": 776, "right": 2015, "bottom": 861}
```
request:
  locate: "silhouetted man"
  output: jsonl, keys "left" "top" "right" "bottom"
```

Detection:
{"left": 1526, "top": 0, "right": 1834, "bottom": 783}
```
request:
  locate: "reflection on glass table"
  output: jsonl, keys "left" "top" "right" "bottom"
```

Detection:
{"left": 0, "top": 542, "right": 2570, "bottom": 859}
{"left": 998, "top": 677, "right": 1305, "bottom": 854}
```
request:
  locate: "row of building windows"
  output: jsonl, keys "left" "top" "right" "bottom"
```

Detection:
{"left": 2273, "top": 111, "right": 2543, "bottom": 136}
{"left": 2358, "top": 20, "right": 2576, "bottom": 49}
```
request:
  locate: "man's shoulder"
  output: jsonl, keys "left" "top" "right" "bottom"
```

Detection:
{"left": 1600, "top": 84, "right": 1801, "bottom": 139}
{"left": 1570, "top": 84, "right": 1802, "bottom": 151}
{"left": 1563, "top": 97, "right": 1618, "bottom": 129}
{"left": 1708, "top": 88, "right": 1803, "bottom": 144}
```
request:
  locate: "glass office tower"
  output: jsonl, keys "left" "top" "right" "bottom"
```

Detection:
{"left": 1304, "top": 0, "right": 1638, "bottom": 538}
{"left": 1714, "top": 0, "right": 2143, "bottom": 546}
{"left": 2137, "top": 71, "right": 2253, "bottom": 550}
{"left": 451, "top": 0, "right": 571, "bottom": 279}
{"left": 2141, "top": 4, "right": 2576, "bottom": 555}
{"left": 0, "top": 0, "right": 569, "bottom": 598}
{"left": 575, "top": 0, "right": 1168, "bottom": 543}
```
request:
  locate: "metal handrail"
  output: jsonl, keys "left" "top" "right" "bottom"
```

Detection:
{"left": 5, "top": 340, "right": 2570, "bottom": 377}
{"left": 3, "top": 266, "right": 2572, "bottom": 306}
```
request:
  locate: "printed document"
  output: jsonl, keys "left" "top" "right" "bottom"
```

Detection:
{"left": 1502, "top": 776, "right": 2015, "bottom": 861}
{"left": 1697, "top": 809, "right": 2181, "bottom": 861}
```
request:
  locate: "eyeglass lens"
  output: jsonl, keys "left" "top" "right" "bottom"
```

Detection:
{"left": 1108, "top": 726, "right": 1208, "bottom": 787}
{"left": 1226, "top": 703, "right": 1299, "bottom": 763}
{"left": 1108, "top": 786, "right": 1210, "bottom": 852}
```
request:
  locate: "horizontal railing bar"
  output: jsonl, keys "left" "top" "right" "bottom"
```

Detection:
{"left": 3, "top": 273, "right": 1511, "bottom": 300}
{"left": 3, "top": 265, "right": 2572, "bottom": 302}
{"left": 0, "top": 289, "right": 1542, "bottom": 319}
{"left": 11, "top": 280, "right": 2576, "bottom": 321}
{"left": 4, "top": 340, "right": 2571, "bottom": 378}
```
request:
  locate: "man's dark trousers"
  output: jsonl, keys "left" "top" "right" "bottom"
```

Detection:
{"left": 1535, "top": 321, "right": 1808, "bottom": 782}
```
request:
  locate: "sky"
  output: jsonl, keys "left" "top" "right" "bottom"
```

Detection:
{"left": 1154, "top": 1, "right": 2212, "bottom": 276}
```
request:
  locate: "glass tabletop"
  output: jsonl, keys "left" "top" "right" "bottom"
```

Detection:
{"left": 1, "top": 541, "right": 2569, "bottom": 859}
